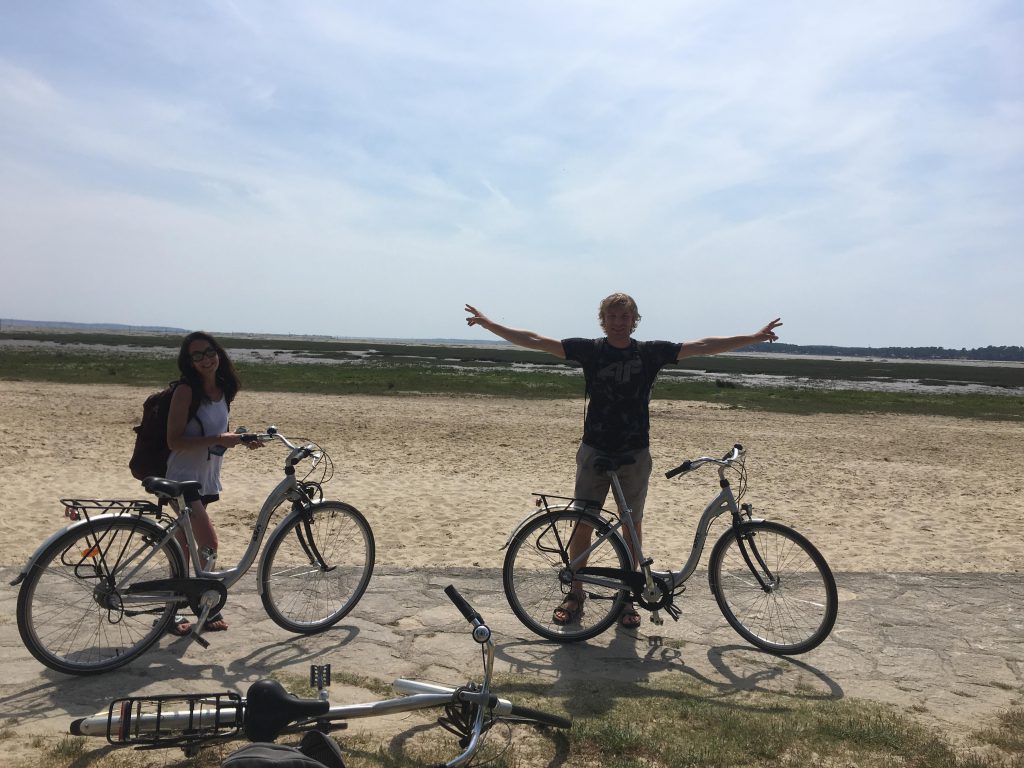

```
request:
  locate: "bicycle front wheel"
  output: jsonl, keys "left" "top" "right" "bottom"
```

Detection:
{"left": 259, "top": 501, "right": 375, "bottom": 633}
{"left": 709, "top": 520, "right": 837, "bottom": 655}
{"left": 503, "top": 509, "right": 631, "bottom": 642}
{"left": 17, "top": 516, "right": 185, "bottom": 675}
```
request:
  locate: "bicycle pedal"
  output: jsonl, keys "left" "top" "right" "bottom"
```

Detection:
{"left": 190, "top": 631, "right": 211, "bottom": 649}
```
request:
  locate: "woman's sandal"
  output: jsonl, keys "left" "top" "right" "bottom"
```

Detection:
{"left": 619, "top": 604, "right": 641, "bottom": 629}
{"left": 204, "top": 613, "right": 229, "bottom": 632}
{"left": 552, "top": 592, "right": 585, "bottom": 625}
{"left": 168, "top": 615, "right": 192, "bottom": 636}
{"left": 168, "top": 613, "right": 228, "bottom": 635}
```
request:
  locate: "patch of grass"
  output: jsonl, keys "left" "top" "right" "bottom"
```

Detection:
{"left": 11, "top": 689, "right": 1024, "bottom": 767}
{"left": 46, "top": 736, "right": 86, "bottom": 762}
{"left": 975, "top": 709, "right": 1024, "bottom": 753}
{"left": 1, "top": 348, "right": 1021, "bottom": 421}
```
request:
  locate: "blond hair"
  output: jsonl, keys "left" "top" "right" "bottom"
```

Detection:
{"left": 598, "top": 293, "right": 641, "bottom": 333}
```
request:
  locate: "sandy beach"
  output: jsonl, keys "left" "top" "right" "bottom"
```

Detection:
{"left": 2, "top": 381, "right": 1021, "bottom": 574}
{"left": 1, "top": 380, "right": 1022, "bottom": 766}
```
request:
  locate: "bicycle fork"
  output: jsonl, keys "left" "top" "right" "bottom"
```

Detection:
{"left": 733, "top": 504, "right": 777, "bottom": 593}
{"left": 293, "top": 509, "right": 335, "bottom": 572}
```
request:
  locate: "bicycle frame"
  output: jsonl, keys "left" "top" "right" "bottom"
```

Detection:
{"left": 163, "top": 470, "right": 309, "bottom": 588}
{"left": 514, "top": 455, "right": 759, "bottom": 600}
{"left": 15, "top": 433, "right": 321, "bottom": 610}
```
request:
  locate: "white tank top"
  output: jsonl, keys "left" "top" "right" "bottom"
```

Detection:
{"left": 165, "top": 396, "right": 230, "bottom": 495}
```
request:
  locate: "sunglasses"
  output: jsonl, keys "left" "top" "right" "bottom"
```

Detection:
{"left": 189, "top": 347, "right": 219, "bottom": 362}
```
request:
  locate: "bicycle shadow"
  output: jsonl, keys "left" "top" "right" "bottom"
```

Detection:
{"left": 347, "top": 719, "right": 572, "bottom": 768}
{"left": 0, "top": 623, "right": 364, "bottom": 725}
{"left": 495, "top": 629, "right": 843, "bottom": 721}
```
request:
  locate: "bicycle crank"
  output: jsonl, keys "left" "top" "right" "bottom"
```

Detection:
{"left": 634, "top": 575, "right": 675, "bottom": 613}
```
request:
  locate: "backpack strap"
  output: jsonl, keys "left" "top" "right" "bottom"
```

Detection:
{"left": 170, "top": 380, "right": 205, "bottom": 435}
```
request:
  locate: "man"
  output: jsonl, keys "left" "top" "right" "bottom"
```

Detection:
{"left": 465, "top": 294, "right": 782, "bottom": 628}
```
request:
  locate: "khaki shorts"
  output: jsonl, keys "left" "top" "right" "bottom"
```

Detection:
{"left": 572, "top": 443, "right": 652, "bottom": 522}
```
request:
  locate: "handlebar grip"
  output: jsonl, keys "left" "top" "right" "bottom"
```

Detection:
{"left": 665, "top": 460, "right": 692, "bottom": 479}
{"left": 444, "top": 584, "right": 483, "bottom": 625}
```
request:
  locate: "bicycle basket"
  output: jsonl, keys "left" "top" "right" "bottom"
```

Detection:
{"left": 105, "top": 692, "right": 243, "bottom": 748}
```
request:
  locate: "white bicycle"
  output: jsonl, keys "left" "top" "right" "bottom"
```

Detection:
{"left": 69, "top": 585, "right": 571, "bottom": 767}
{"left": 503, "top": 444, "right": 838, "bottom": 654}
{"left": 13, "top": 427, "right": 375, "bottom": 675}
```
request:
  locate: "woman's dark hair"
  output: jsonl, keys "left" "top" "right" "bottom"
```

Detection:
{"left": 176, "top": 331, "right": 241, "bottom": 407}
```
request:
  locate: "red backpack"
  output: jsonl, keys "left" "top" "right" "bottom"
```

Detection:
{"left": 129, "top": 381, "right": 202, "bottom": 481}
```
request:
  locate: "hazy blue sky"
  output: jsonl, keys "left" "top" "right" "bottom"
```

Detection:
{"left": 1, "top": 2, "right": 1020, "bottom": 347}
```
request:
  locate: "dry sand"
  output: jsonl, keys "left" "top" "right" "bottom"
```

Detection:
{"left": 1, "top": 380, "right": 1022, "bottom": 766}
{"left": 2, "top": 381, "right": 1021, "bottom": 574}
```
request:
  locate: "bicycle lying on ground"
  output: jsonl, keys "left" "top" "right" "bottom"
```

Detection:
{"left": 12, "top": 426, "right": 375, "bottom": 675}
{"left": 502, "top": 444, "right": 838, "bottom": 654}
{"left": 69, "top": 585, "right": 571, "bottom": 768}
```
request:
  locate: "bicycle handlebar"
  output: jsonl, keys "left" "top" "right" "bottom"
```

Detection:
{"left": 665, "top": 443, "right": 745, "bottom": 479}
{"left": 444, "top": 584, "right": 483, "bottom": 626}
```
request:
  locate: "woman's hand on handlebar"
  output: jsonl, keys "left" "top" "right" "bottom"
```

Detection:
{"left": 218, "top": 432, "right": 265, "bottom": 450}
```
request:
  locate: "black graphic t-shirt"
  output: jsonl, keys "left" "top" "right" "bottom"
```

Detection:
{"left": 562, "top": 338, "right": 681, "bottom": 452}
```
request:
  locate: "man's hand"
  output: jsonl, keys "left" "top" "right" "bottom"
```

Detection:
{"left": 465, "top": 304, "right": 490, "bottom": 328}
{"left": 756, "top": 318, "right": 783, "bottom": 343}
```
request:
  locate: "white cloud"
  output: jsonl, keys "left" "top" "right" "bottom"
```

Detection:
{"left": 0, "top": 1, "right": 1020, "bottom": 346}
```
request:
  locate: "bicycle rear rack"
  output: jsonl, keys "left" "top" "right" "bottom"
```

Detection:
{"left": 61, "top": 498, "right": 169, "bottom": 524}
{"left": 105, "top": 692, "right": 243, "bottom": 749}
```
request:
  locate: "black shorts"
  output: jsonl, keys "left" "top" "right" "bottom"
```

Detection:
{"left": 183, "top": 487, "right": 220, "bottom": 505}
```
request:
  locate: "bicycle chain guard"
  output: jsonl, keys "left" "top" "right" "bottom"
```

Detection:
{"left": 126, "top": 578, "right": 228, "bottom": 617}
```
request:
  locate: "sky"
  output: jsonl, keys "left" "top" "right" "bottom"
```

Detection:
{"left": 1, "top": 2, "right": 1021, "bottom": 348}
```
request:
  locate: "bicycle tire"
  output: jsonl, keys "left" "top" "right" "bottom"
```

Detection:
{"left": 503, "top": 509, "right": 631, "bottom": 642}
{"left": 708, "top": 520, "right": 837, "bottom": 655}
{"left": 499, "top": 704, "right": 572, "bottom": 730}
{"left": 17, "top": 516, "right": 185, "bottom": 675}
{"left": 259, "top": 500, "right": 375, "bottom": 634}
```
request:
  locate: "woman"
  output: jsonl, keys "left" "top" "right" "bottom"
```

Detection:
{"left": 165, "top": 331, "right": 260, "bottom": 634}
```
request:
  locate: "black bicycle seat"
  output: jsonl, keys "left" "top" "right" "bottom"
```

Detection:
{"left": 592, "top": 453, "right": 637, "bottom": 473}
{"left": 141, "top": 477, "right": 202, "bottom": 500}
{"left": 244, "top": 679, "right": 330, "bottom": 742}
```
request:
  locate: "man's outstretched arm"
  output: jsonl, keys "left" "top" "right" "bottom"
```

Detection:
{"left": 677, "top": 318, "right": 782, "bottom": 360}
{"left": 465, "top": 304, "right": 566, "bottom": 358}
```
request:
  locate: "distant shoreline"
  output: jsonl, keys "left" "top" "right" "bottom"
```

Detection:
{"left": 2, "top": 319, "right": 1021, "bottom": 364}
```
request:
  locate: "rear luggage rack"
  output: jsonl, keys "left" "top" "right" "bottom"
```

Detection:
{"left": 103, "top": 692, "right": 243, "bottom": 749}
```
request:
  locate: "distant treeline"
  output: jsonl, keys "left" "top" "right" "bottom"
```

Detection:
{"left": 746, "top": 343, "right": 1024, "bottom": 362}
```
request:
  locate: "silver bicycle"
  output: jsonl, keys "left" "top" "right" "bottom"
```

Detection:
{"left": 12, "top": 426, "right": 375, "bottom": 675}
{"left": 69, "top": 585, "right": 571, "bottom": 768}
{"left": 502, "top": 444, "right": 838, "bottom": 654}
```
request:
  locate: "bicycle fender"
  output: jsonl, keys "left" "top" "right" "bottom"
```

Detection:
{"left": 500, "top": 504, "right": 615, "bottom": 550}
{"left": 500, "top": 504, "right": 574, "bottom": 550}
{"left": 10, "top": 514, "right": 173, "bottom": 586}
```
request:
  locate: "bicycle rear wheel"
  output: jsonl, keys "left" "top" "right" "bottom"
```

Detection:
{"left": 709, "top": 520, "right": 837, "bottom": 655}
{"left": 259, "top": 501, "right": 375, "bottom": 633}
{"left": 17, "top": 516, "right": 185, "bottom": 675}
{"left": 503, "top": 509, "right": 631, "bottom": 642}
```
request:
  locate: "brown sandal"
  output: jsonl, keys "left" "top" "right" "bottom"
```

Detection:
{"left": 552, "top": 592, "right": 584, "bottom": 625}
{"left": 619, "top": 604, "right": 641, "bottom": 629}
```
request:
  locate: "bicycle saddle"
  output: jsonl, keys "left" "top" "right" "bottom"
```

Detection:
{"left": 142, "top": 477, "right": 202, "bottom": 500}
{"left": 592, "top": 453, "right": 637, "bottom": 473}
{"left": 244, "top": 680, "right": 330, "bottom": 742}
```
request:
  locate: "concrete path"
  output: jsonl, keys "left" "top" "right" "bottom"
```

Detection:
{"left": 1, "top": 566, "right": 1022, "bottom": 754}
